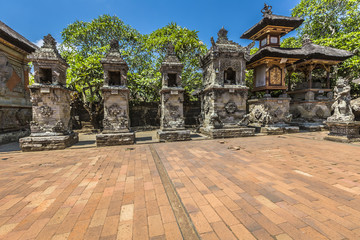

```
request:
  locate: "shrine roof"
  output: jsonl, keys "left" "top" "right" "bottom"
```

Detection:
{"left": 0, "top": 21, "right": 37, "bottom": 53}
{"left": 248, "top": 39, "right": 353, "bottom": 65}
{"left": 241, "top": 14, "right": 303, "bottom": 40}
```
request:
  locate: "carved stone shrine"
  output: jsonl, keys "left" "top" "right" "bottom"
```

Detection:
{"left": 19, "top": 34, "right": 78, "bottom": 151}
{"left": 325, "top": 78, "right": 360, "bottom": 143}
{"left": 157, "top": 43, "right": 191, "bottom": 142}
{"left": 240, "top": 4, "right": 300, "bottom": 134}
{"left": 0, "top": 21, "right": 37, "bottom": 144}
{"left": 287, "top": 35, "right": 353, "bottom": 131}
{"left": 199, "top": 28, "right": 255, "bottom": 138}
{"left": 96, "top": 40, "right": 135, "bottom": 146}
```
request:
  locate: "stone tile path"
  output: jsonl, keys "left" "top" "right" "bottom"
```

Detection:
{"left": 0, "top": 132, "right": 360, "bottom": 239}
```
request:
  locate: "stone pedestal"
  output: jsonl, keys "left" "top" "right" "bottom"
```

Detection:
{"left": 96, "top": 87, "right": 135, "bottom": 147}
{"left": 19, "top": 85, "right": 78, "bottom": 151}
{"left": 324, "top": 121, "right": 360, "bottom": 143}
{"left": 157, "top": 88, "right": 191, "bottom": 142}
{"left": 200, "top": 86, "right": 255, "bottom": 138}
{"left": 246, "top": 97, "right": 299, "bottom": 134}
{"left": 20, "top": 132, "right": 78, "bottom": 152}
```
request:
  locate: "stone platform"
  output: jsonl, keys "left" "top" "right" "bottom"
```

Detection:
{"left": 200, "top": 127, "right": 255, "bottom": 139}
{"left": 324, "top": 121, "right": 360, "bottom": 143}
{"left": 157, "top": 129, "right": 191, "bottom": 142}
{"left": 291, "top": 121, "right": 327, "bottom": 132}
{"left": 19, "top": 132, "right": 78, "bottom": 152}
{"left": 96, "top": 132, "right": 135, "bottom": 146}
{"left": 250, "top": 124, "right": 299, "bottom": 135}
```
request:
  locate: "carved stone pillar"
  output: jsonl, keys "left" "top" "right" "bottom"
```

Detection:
{"left": 96, "top": 40, "right": 135, "bottom": 146}
{"left": 19, "top": 34, "right": 78, "bottom": 151}
{"left": 157, "top": 43, "right": 190, "bottom": 142}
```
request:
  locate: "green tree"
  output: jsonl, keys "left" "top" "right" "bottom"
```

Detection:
{"left": 282, "top": 0, "right": 360, "bottom": 83}
{"left": 144, "top": 22, "right": 208, "bottom": 101}
{"left": 60, "top": 15, "right": 147, "bottom": 127}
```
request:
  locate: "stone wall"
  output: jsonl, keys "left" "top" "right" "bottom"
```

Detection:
{"left": 129, "top": 102, "right": 201, "bottom": 129}
{"left": 0, "top": 48, "right": 32, "bottom": 144}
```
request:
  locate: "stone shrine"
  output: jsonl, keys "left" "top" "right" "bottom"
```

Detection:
{"left": 199, "top": 28, "right": 255, "bottom": 138}
{"left": 96, "top": 40, "right": 135, "bottom": 146}
{"left": 240, "top": 4, "right": 301, "bottom": 134}
{"left": 0, "top": 21, "right": 37, "bottom": 144}
{"left": 325, "top": 78, "right": 360, "bottom": 142}
{"left": 19, "top": 34, "right": 78, "bottom": 151}
{"left": 157, "top": 43, "right": 191, "bottom": 142}
{"left": 287, "top": 35, "right": 353, "bottom": 131}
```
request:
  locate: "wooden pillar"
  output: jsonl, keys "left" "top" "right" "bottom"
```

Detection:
{"left": 307, "top": 65, "right": 315, "bottom": 89}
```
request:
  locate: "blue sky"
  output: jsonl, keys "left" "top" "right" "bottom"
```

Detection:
{"left": 3, "top": 0, "right": 300, "bottom": 48}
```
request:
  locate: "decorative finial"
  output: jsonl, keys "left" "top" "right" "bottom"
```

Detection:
{"left": 261, "top": 3, "right": 273, "bottom": 16}
{"left": 166, "top": 42, "right": 176, "bottom": 56}
{"left": 109, "top": 39, "right": 119, "bottom": 52}
{"left": 302, "top": 34, "right": 313, "bottom": 46}
{"left": 218, "top": 27, "right": 228, "bottom": 40}
{"left": 42, "top": 34, "right": 57, "bottom": 49}
{"left": 210, "top": 37, "right": 216, "bottom": 48}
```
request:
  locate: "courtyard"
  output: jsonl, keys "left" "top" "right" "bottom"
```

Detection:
{"left": 0, "top": 132, "right": 359, "bottom": 239}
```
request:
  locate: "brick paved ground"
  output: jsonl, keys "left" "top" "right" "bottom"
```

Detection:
{"left": 0, "top": 132, "right": 359, "bottom": 239}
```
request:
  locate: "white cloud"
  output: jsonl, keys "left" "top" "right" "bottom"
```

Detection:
{"left": 34, "top": 39, "right": 43, "bottom": 48}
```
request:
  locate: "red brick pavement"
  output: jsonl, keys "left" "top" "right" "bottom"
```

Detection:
{"left": 0, "top": 132, "right": 359, "bottom": 239}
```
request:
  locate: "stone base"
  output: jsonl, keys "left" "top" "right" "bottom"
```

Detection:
{"left": 200, "top": 127, "right": 255, "bottom": 139}
{"left": 0, "top": 129, "right": 30, "bottom": 145}
{"left": 291, "top": 122, "right": 328, "bottom": 132}
{"left": 251, "top": 124, "right": 299, "bottom": 135}
{"left": 157, "top": 130, "right": 191, "bottom": 142}
{"left": 19, "top": 132, "right": 79, "bottom": 152}
{"left": 96, "top": 132, "right": 135, "bottom": 147}
{"left": 324, "top": 121, "right": 360, "bottom": 143}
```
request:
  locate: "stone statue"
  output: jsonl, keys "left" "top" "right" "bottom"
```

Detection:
{"left": 327, "top": 78, "right": 354, "bottom": 122}
{"left": 238, "top": 105, "right": 273, "bottom": 126}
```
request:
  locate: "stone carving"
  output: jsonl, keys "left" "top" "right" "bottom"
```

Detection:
{"left": 43, "top": 34, "right": 57, "bottom": 49}
{"left": 39, "top": 105, "right": 53, "bottom": 118}
{"left": 239, "top": 105, "right": 273, "bottom": 126}
{"left": 225, "top": 102, "right": 237, "bottom": 114}
{"left": 210, "top": 112, "right": 223, "bottom": 129}
{"left": 52, "top": 121, "right": 65, "bottom": 133}
{"left": 327, "top": 78, "right": 354, "bottom": 122}
{"left": 107, "top": 103, "right": 122, "bottom": 117}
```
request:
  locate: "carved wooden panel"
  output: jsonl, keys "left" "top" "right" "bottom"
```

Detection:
{"left": 269, "top": 66, "right": 282, "bottom": 86}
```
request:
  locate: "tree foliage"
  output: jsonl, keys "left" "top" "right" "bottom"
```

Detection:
{"left": 59, "top": 15, "right": 207, "bottom": 127}
{"left": 281, "top": 0, "right": 360, "bottom": 95}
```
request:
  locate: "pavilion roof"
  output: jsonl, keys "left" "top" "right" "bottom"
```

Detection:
{"left": 0, "top": 20, "right": 37, "bottom": 53}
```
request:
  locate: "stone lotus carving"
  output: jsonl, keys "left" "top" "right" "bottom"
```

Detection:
{"left": 327, "top": 78, "right": 354, "bottom": 122}
{"left": 239, "top": 105, "right": 273, "bottom": 126}
{"left": 39, "top": 105, "right": 53, "bottom": 118}
{"left": 225, "top": 102, "right": 237, "bottom": 114}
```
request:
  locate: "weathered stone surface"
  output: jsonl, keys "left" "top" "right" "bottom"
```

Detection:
{"left": 325, "top": 79, "right": 360, "bottom": 142}
{"left": 248, "top": 97, "right": 293, "bottom": 124}
{"left": 157, "top": 130, "right": 191, "bottom": 142}
{"left": 200, "top": 28, "right": 254, "bottom": 138}
{"left": 96, "top": 39, "right": 134, "bottom": 146}
{"left": 19, "top": 35, "right": 78, "bottom": 151}
{"left": 325, "top": 121, "right": 360, "bottom": 143}
{"left": 96, "top": 132, "right": 135, "bottom": 146}
{"left": 327, "top": 78, "right": 354, "bottom": 122}
{"left": 200, "top": 127, "right": 255, "bottom": 139}
{"left": 19, "top": 132, "right": 78, "bottom": 151}
{"left": 290, "top": 101, "right": 332, "bottom": 122}
{"left": 351, "top": 97, "right": 360, "bottom": 121}
{"left": 157, "top": 43, "right": 191, "bottom": 142}
{"left": 0, "top": 28, "right": 35, "bottom": 143}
